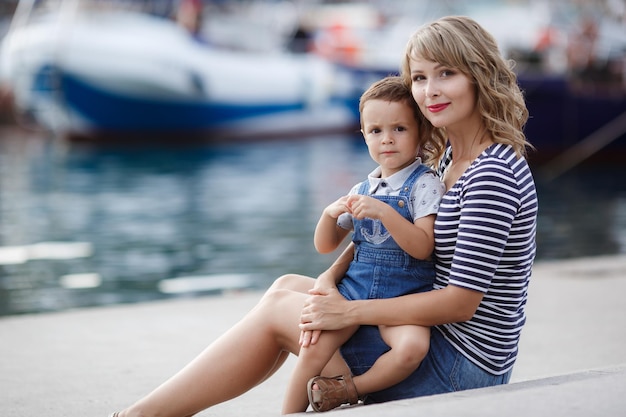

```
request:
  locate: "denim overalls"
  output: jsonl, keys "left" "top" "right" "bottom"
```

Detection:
{"left": 337, "top": 164, "right": 435, "bottom": 302}
{"left": 339, "top": 163, "right": 512, "bottom": 405}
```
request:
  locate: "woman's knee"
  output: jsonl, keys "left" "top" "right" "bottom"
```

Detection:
{"left": 259, "top": 285, "right": 291, "bottom": 311}
{"left": 258, "top": 285, "right": 306, "bottom": 322}
{"left": 268, "top": 273, "right": 314, "bottom": 293}
{"left": 270, "top": 274, "right": 300, "bottom": 290}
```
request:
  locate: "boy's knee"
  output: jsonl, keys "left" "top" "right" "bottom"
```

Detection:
{"left": 394, "top": 337, "right": 430, "bottom": 368}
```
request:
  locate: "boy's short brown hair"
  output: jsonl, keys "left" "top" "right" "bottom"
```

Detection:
{"left": 359, "top": 76, "right": 439, "bottom": 166}
{"left": 359, "top": 76, "right": 420, "bottom": 124}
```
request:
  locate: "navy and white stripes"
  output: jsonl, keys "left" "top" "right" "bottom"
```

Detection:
{"left": 434, "top": 143, "right": 538, "bottom": 374}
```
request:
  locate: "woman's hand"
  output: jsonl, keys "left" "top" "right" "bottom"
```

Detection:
{"left": 299, "top": 287, "right": 352, "bottom": 333}
{"left": 299, "top": 282, "right": 338, "bottom": 347}
{"left": 299, "top": 328, "right": 321, "bottom": 348}
{"left": 300, "top": 243, "right": 355, "bottom": 347}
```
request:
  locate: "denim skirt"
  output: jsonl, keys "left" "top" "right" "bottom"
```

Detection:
{"left": 340, "top": 326, "right": 512, "bottom": 403}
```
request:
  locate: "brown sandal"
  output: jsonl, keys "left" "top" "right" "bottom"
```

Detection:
{"left": 307, "top": 374, "right": 359, "bottom": 412}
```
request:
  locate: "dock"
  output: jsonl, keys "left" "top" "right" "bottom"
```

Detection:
{"left": 1, "top": 255, "right": 625, "bottom": 416}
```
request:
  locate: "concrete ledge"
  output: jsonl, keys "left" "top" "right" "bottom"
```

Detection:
{"left": 319, "top": 365, "right": 626, "bottom": 417}
{"left": 1, "top": 255, "right": 625, "bottom": 416}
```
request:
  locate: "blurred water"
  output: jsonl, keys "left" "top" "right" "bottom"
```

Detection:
{"left": 0, "top": 129, "right": 625, "bottom": 316}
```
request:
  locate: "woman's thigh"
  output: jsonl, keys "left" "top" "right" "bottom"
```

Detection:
{"left": 257, "top": 276, "right": 316, "bottom": 354}
{"left": 341, "top": 327, "right": 512, "bottom": 403}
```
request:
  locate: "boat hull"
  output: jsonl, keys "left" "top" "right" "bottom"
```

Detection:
{"left": 519, "top": 75, "right": 626, "bottom": 164}
{"left": 0, "top": 9, "right": 360, "bottom": 139}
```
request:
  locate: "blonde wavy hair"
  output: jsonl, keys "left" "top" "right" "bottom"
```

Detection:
{"left": 400, "top": 16, "right": 532, "bottom": 162}
{"left": 359, "top": 76, "right": 441, "bottom": 166}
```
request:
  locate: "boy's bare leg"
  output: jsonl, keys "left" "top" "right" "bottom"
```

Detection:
{"left": 117, "top": 275, "right": 319, "bottom": 417}
{"left": 353, "top": 325, "right": 430, "bottom": 395}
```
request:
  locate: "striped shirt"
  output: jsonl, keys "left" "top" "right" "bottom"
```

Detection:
{"left": 434, "top": 143, "right": 538, "bottom": 375}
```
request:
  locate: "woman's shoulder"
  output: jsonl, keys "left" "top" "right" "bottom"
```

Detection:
{"left": 466, "top": 144, "right": 536, "bottom": 196}
{"left": 475, "top": 143, "right": 532, "bottom": 174}
{"left": 483, "top": 142, "right": 516, "bottom": 160}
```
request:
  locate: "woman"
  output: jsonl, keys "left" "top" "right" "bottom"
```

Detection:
{"left": 110, "top": 15, "right": 537, "bottom": 417}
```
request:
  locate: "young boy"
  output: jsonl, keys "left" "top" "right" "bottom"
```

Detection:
{"left": 282, "top": 76, "right": 445, "bottom": 414}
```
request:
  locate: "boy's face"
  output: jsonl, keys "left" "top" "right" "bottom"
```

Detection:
{"left": 361, "top": 99, "right": 420, "bottom": 178}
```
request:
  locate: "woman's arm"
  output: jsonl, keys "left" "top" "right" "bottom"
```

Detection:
{"left": 350, "top": 284, "right": 483, "bottom": 326}
{"left": 300, "top": 283, "right": 483, "bottom": 332}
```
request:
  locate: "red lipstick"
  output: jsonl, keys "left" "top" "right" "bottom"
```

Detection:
{"left": 427, "top": 103, "right": 449, "bottom": 113}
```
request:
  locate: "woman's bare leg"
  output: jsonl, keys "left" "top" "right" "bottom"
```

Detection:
{"left": 117, "top": 274, "right": 318, "bottom": 417}
{"left": 256, "top": 274, "right": 321, "bottom": 385}
{"left": 262, "top": 274, "right": 351, "bottom": 388}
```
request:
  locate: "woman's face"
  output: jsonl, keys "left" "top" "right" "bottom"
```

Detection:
{"left": 408, "top": 56, "right": 478, "bottom": 131}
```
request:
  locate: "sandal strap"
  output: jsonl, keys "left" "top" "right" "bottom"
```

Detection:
{"left": 308, "top": 374, "right": 359, "bottom": 412}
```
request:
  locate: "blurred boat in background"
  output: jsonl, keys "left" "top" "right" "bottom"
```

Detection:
{"left": 0, "top": 0, "right": 625, "bottom": 163}
{"left": 0, "top": 0, "right": 361, "bottom": 140}
{"left": 300, "top": 0, "right": 626, "bottom": 166}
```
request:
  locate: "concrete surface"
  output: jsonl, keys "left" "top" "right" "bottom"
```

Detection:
{"left": 1, "top": 255, "right": 626, "bottom": 416}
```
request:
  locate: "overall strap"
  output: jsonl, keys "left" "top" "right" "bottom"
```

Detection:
{"left": 356, "top": 164, "right": 433, "bottom": 197}
{"left": 398, "top": 163, "right": 433, "bottom": 198}
{"left": 356, "top": 179, "right": 369, "bottom": 195}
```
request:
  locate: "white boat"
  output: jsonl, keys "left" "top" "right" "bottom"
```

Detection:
{"left": 0, "top": 0, "right": 360, "bottom": 140}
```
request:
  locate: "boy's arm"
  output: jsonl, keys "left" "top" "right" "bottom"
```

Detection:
{"left": 381, "top": 209, "right": 435, "bottom": 260}
{"left": 313, "top": 196, "right": 351, "bottom": 254}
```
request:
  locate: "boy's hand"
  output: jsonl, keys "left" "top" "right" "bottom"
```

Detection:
{"left": 323, "top": 195, "right": 350, "bottom": 219}
{"left": 346, "top": 194, "right": 389, "bottom": 220}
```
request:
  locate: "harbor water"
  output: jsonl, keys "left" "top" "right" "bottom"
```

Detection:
{"left": 0, "top": 128, "right": 625, "bottom": 316}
